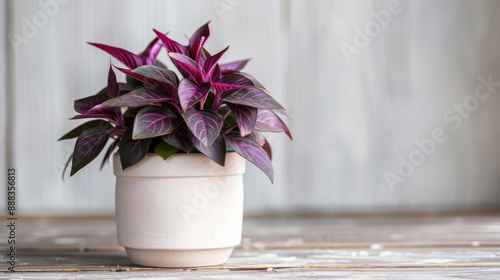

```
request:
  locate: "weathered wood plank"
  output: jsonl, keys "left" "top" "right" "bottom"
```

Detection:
{"left": 1, "top": 214, "right": 499, "bottom": 279}
{"left": 3, "top": 214, "right": 499, "bottom": 250}
{"left": 1, "top": 268, "right": 500, "bottom": 280}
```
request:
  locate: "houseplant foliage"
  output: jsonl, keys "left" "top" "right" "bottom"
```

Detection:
{"left": 60, "top": 22, "right": 292, "bottom": 183}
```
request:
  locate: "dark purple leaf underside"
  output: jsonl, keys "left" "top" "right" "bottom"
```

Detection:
{"left": 189, "top": 21, "right": 210, "bottom": 62}
{"left": 106, "top": 65, "right": 124, "bottom": 122}
{"left": 103, "top": 88, "right": 172, "bottom": 107}
{"left": 221, "top": 87, "right": 284, "bottom": 109}
{"left": 74, "top": 94, "right": 108, "bottom": 114}
{"left": 116, "top": 66, "right": 174, "bottom": 92}
{"left": 254, "top": 109, "right": 293, "bottom": 140}
{"left": 107, "top": 65, "right": 120, "bottom": 99}
{"left": 132, "top": 65, "right": 178, "bottom": 87}
{"left": 72, "top": 104, "right": 123, "bottom": 126}
{"left": 71, "top": 126, "right": 115, "bottom": 176}
{"left": 219, "top": 59, "right": 250, "bottom": 74}
{"left": 262, "top": 139, "right": 272, "bottom": 160}
{"left": 193, "top": 133, "right": 225, "bottom": 166}
{"left": 182, "top": 108, "right": 222, "bottom": 147}
{"left": 59, "top": 120, "right": 113, "bottom": 141}
{"left": 139, "top": 36, "right": 163, "bottom": 65}
{"left": 178, "top": 79, "right": 210, "bottom": 111}
{"left": 133, "top": 106, "right": 182, "bottom": 139}
{"left": 153, "top": 29, "right": 189, "bottom": 55}
{"left": 168, "top": 53, "right": 203, "bottom": 84}
{"left": 161, "top": 124, "right": 193, "bottom": 153}
{"left": 62, "top": 153, "right": 73, "bottom": 181}
{"left": 224, "top": 133, "right": 274, "bottom": 183}
{"left": 88, "top": 42, "right": 142, "bottom": 69}
{"left": 228, "top": 103, "right": 257, "bottom": 137}
{"left": 202, "top": 46, "right": 228, "bottom": 81}
{"left": 119, "top": 127, "right": 152, "bottom": 170}
{"left": 100, "top": 138, "right": 120, "bottom": 170}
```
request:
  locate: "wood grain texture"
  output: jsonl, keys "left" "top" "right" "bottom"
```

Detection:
{"left": 4, "top": 0, "right": 500, "bottom": 214}
{"left": 0, "top": 214, "right": 499, "bottom": 278}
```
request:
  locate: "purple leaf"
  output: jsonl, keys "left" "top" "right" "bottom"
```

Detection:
{"left": 212, "top": 73, "right": 254, "bottom": 93}
{"left": 262, "top": 139, "right": 272, "bottom": 160}
{"left": 193, "top": 133, "right": 226, "bottom": 166}
{"left": 107, "top": 64, "right": 120, "bottom": 99}
{"left": 220, "top": 73, "right": 255, "bottom": 87}
{"left": 132, "top": 65, "right": 179, "bottom": 87}
{"left": 168, "top": 52, "right": 203, "bottom": 84}
{"left": 227, "top": 103, "right": 257, "bottom": 137}
{"left": 196, "top": 47, "right": 211, "bottom": 67}
{"left": 224, "top": 133, "right": 274, "bottom": 183}
{"left": 119, "top": 127, "right": 152, "bottom": 170}
{"left": 237, "top": 72, "right": 265, "bottom": 88}
{"left": 72, "top": 104, "right": 124, "bottom": 127}
{"left": 59, "top": 120, "right": 113, "bottom": 141}
{"left": 106, "top": 65, "right": 124, "bottom": 122}
{"left": 189, "top": 21, "right": 210, "bottom": 62}
{"left": 71, "top": 126, "right": 115, "bottom": 176}
{"left": 221, "top": 87, "right": 284, "bottom": 109}
{"left": 220, "top": 59, "right": 250, "bottom": 74}
{"left": 100, "top": 138, "right": 120, "bottom": 170}
{"left": 178, "top": 79, "right": 211, "bottom": 111}
{"left": 153, "top": 29, "right": 189, "bottom": 55}
{"left": 250, "top": 130, "right": 265, "bottom": 146}
{"left": 115, "top": 66, "right": 175, "bottom": 92}
{"left": 133, "top": 106, "right": 182, "bottom": 139}
{"left": 202, "top": 46, "right": 228, "bottom": 82}
{"left": 74, "top": 94, "right": 108, "bottom": 114}
{"left": 88, "top": 42, "right": 142, "bottom": 69}
{"left": 254, "top": 109, "right": 293, "bottom": 140}
{"left": 181, "top": 108, "right": 223, "bottom": 147}
{"left": 103, "top": 87, "right": 173, "bottom": 107}
{"left": 139, "top": 36, "right": 163, "bottom": 65}
{"left": 161, "top": 124, "right": 193, "bottom": 153}
{"left": 62, "top": 153, "right": 72, "bottom": 181}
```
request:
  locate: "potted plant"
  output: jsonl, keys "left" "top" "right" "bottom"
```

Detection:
{"left": 59, "top": 22, "right": 292, "bottom": 267}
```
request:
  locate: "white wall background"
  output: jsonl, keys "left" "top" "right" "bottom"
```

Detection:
{"left": 2, "top": 0, "right": 500, "bottom": 215}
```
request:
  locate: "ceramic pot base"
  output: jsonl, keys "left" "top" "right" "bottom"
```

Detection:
{"left": 125, "top": 247, "right": 234, "bottom": 267}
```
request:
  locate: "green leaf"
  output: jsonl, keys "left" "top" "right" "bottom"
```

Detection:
{"left": 154, "top": 142, "right": 180, "bottom": 160}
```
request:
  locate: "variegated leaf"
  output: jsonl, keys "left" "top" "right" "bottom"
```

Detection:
{"left": 224, "top": 133, "right": 274, "bottom": 183}
{"left": 254, "top": 109, "right": 293, "bottom": 140}
{"left": 192, "top": 133, "right": 225, "bottom": 166}
{"left": 228, "top": 103, "right": 257, "bottom": 136}
{"left": 178, "top": 79, "right": 211, "bottom": 111}
{"left": 71, "top": 126, "right": 115, "bottom": 176}
{"left": 133, "top": 106, "right": 182, "bottom": 139}
{"left": 181, "top": 108, "right": 222, "bottom": 147}
{"left": 103, "top": 88, "right": 173, "bottom": 107}
{"left": 221, "top": 87, "right": 284, "bottom": 109}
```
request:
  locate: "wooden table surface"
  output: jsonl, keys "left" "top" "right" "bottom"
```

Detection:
{"left": 1, "top": 212, "right": 500, "bottom": 279}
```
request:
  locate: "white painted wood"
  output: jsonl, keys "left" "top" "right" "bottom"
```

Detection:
{"left": 5, "top": 0, "right": 500, "bottom": 214}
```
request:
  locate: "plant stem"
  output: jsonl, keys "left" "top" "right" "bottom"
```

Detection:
{"left": 168, "top": 102, "right": 182, "bottom": 113}
{"left": 224, "top": 124, "right": 238, "bottom": 134}
{"left": 223, "top": 108, "right": 232, "bottom": 120}
{"left": 212, "top": 93, "right": 222, "bottom": 111}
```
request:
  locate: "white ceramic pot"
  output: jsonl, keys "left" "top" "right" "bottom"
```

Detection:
{"left": 113, "top": 152, "right": 245, "bottom": 267}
